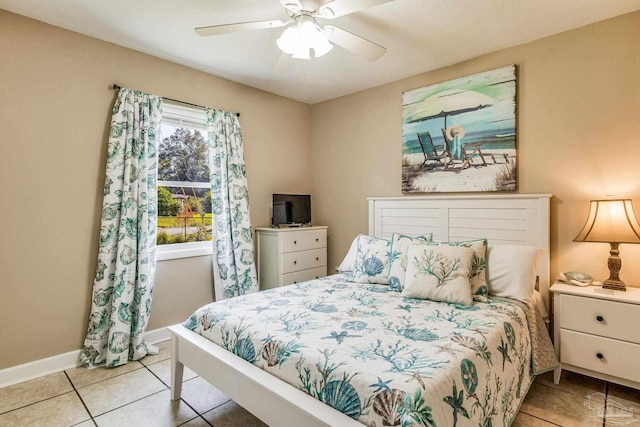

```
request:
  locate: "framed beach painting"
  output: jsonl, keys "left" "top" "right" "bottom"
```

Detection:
{"left": 402, "top": 65, "right": 517, "bottom": 193}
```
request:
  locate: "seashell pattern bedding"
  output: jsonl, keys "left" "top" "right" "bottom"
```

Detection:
{"left": 184, "top": 274, "right": 557, "bottom": 426}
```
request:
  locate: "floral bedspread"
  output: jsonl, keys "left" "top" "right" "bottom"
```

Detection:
{"left": 184, "top": 274, "right": 557, "bottom": 427}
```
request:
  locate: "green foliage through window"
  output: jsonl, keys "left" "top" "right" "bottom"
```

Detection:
{"left": 157, "top": 120, "right": 212, "bottom": 245}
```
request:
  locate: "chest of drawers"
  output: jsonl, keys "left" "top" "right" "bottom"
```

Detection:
{"left": 550, "top": 282, "right": 640, "bottom": 389}
{"left": 255, "top": 226, "right": 328, "bottom": 290}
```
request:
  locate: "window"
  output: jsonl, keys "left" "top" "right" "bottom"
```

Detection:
{"left": 156, "top": 102, "right": 212, "bottom": 260}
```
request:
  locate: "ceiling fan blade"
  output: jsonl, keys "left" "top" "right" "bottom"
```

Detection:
{"left": 325, "top": 25, "right": 386, "bottom": 61}
{"left": 319, "top": 0, "right": 395, "bottom": 18}
{"left": 276, "top": 0, "right": 303, "bottom": 13}
{"left": 195, "top": 20, "right": 286, "bottom": 37}
{"left": 275, "top": 53, "right": 297, "bottom": 72}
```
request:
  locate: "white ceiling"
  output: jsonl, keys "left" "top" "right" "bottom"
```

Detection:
{"left": 2, "top": 0, "right": 639, "bottom": 104}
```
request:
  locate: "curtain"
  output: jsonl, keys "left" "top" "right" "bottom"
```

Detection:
{"left": 80, "top": 88, "right": 163, "bottom": 368}
{"left": 206, "top": 109, "right": 259, "bottom": 299}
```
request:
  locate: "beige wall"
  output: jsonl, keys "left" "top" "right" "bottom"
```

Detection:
{"left": 0, "top": 10, "right": 311, "bottom": 369}
{"left": 311, "top": 12, "right": 640, "bottom": 284}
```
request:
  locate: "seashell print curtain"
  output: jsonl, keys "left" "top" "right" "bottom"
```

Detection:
{"left": 80, "top": 88, "right": 162, "bottom": 368}
{"left": 206, "top": 109, "right": 258, "bottom": 299}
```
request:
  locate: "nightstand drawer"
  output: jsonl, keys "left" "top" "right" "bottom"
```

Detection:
{"left": 282, "top": 249, "right": 327, "bottom": 273}
{"left": 560, "top": 329, "right": 640, "bottom": 383}
{"left": 282, "top": 267, "right": 327, "bottom": 285}
{"left": 559, "top": 294, "right": 640, "bottom": 343}
{"left": 282, "top": 229, "right": 326, "bottom": 253}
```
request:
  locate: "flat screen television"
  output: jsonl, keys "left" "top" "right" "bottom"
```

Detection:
{"left": 272, "top": 194, "right": 311, "bottom": 226}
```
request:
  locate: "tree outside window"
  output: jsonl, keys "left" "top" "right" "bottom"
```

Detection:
{"left": 157, "top": 105, "right": 212, "bottom": 246}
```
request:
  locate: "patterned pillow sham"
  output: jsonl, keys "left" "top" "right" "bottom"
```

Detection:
{"left": 351, "top": 235, "right": 391, "bottom": 284}
{"left": 426, "top": 239, "right": 488, "bottom": 300}
{"left": 387, "top": 233, "right": 433, "bottom": 292}
{"left": 402, "top": 242, "right": 475, "bottom": 305}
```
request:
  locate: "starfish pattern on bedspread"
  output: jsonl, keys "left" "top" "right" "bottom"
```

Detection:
{"left": 185, "top": 274, "right": 556, "bottom": 426}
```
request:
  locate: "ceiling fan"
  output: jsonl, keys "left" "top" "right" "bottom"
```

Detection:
{"left": 195, "top": 0, "right": 394, "bottom": 63}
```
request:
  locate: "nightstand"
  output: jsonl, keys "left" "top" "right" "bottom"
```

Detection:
{"left": 255, "top": 226, "right": 328, "bottom": 290}
{"left": 550, "top": 282, "right": 640, "bottom": 390}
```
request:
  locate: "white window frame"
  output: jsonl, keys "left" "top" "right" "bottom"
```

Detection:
{"left": 156, "top": 102, "right": 213, "bottom": 261}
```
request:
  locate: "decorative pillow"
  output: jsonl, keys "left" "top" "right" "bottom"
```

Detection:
{"left": 486, "top": 244, "right": 542, "bottom": 303}
{"left": 387, "top": 233, "right": 433, "bottom": 292}
{"left": 427, "top": 239, "right": 488, "bottom": 300}
{"left": 402, "top": 242, "right": 475, "bottom": 305}
{"left": 337, "top": 235, "right": 360, "bottom": 272}
{"left": 351, "top": 235, "right": 391, "bottom": 284}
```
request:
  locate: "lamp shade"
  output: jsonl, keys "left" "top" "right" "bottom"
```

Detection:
{"left": 574, "top": 199, "right": 640, "bottom": 244}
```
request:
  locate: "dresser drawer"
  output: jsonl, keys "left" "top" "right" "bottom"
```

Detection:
{"left": 282, "top": 229, "right": 327, "bottom": 253}
{"left": 282, "top": 267, "right": 327, "bottom": 286}
{"left": 560, "top": 294, "right": 640, "bottom": 343}
{"left": 560, "top": 329, "right": 640, "bottom": 383}
{"left": 282, "top": 249, "right": 327, "bottom": 274}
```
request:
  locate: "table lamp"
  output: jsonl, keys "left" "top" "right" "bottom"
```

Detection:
{"left": 574, "top": 199, "right": 640, "bottom": 291}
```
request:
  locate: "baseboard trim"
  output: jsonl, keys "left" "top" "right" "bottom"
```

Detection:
{"left": 145, "top": 326, "right": 171, "bottom": 345}
{"left": 0, "top": 327, "right": 170, "bottom": 389}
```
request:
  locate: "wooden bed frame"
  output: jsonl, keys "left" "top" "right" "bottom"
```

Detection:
{"left": 169, "top": 194, "right": 551, "bottom": 426}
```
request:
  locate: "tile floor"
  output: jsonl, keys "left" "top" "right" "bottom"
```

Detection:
{"left": 1, "top": 341, "right": 639, "bottom": 426}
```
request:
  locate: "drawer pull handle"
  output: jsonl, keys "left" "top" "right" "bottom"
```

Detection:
{"left": 596, "top": 352, "right": 604, "bottom": 359}
{"left": 316, "top": 238, "right": 319, "bottom": 242}
{"left": 316, "top": 257, "right": 319, "bottom": 261}
{"left": 293, "top": 240, "right": 297, "bottom": 244}
{"left": 596, "top": 315, "right": 604, "bottom": 322}
{"left": 293, "top": 261, "right": 297, "bottom": 265}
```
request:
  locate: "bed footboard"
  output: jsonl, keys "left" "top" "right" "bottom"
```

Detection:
{"left": 167, "top": 324, "right": 362, "bottom": 427}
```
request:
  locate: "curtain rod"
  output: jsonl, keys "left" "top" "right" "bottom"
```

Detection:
{"left": 111, "top": 84, "right": 239, "bottom": 117}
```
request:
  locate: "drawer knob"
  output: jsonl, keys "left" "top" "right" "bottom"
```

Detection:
{"left": 316, "top": 238, "right": 319, "bottom": 242}
{"left": 596, "top": 315, "right": 604, "bottom": 322}
{"left": 316, "top": 257, "right": 319, "bottom": 261}
{"left": 293, "top": 240, "right": 297, "bottom": 244}
{"left": 596, "top": 352, "right": 604, "bottom": 359}
{"left": 293, "top": 261, "right": 297, "bottom": 264}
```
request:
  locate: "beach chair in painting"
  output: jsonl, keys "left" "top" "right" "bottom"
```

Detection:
{"left": 467, "top": 143, "right": 511, "bottom": 165}
{"left": 439, "top": 128, "right": 475, "bottom": 171}
{"left": 441, "top": 127, "right": 511, "bottom": 168}
{"left": 441, "top": 127, "right": 505, "bottom": 172}
{"left": 416, "top": 131, "right": 450, "bottom": 169}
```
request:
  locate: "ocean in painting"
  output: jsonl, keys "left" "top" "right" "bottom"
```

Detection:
{"left": 403, "top": 128, "right": 516, "bottom": 155}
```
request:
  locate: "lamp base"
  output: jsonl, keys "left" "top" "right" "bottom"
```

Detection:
{"left": 602, "top": 242, "right": 626, "bottom": 291}
{"left": 602, "top": 279, "right": 626, "bottom": 291}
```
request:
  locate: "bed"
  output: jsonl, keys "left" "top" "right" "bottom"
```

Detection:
{"left": 169, "top": 194, "right": 557, "bottom": 426}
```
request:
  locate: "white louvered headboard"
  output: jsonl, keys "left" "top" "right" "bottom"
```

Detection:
{"left": 368, "top": 194, "right": 552, "bottom": 302}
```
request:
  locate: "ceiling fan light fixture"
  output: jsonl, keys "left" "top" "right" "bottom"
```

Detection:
{"left": 276, "top": 25, "right": 299, "bottom": 54}
{"left": 312, "top": 33, "right": 333, "bottom": 57}
{"left": 276, "top": 15, "right": 333, "bottom": 59}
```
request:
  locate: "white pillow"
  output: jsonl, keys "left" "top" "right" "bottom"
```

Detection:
{"left": 387, "top": 233, "right": 432, "bottom": 292}
{"left": 486, "top": 244, "right": 542, "bottom": 303}
{"left": 337, "top": 235, "right": 360, "bottom": 272}
{"left": 351, "top": 235, "right": 391, "bottom": 284}
{"left": 402, "top": 242, "right": 475, "bottom": 305}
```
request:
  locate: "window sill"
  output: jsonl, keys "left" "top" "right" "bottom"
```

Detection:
{"left": 156, "top": 242, "right": 212, "bottom": 261}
